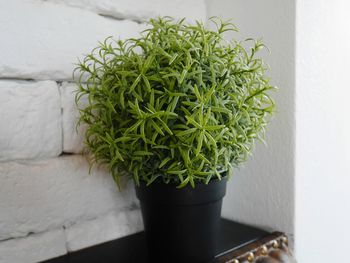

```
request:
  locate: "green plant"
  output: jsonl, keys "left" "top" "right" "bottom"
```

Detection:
{"left": 75, "top": 17, "right": 275, "bottom": 188}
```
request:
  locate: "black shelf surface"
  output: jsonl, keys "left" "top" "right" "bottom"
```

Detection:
{"left": 42, "top": 218, "right": 268, "bottom": 263}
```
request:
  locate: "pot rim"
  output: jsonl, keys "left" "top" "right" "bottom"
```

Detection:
{"left": 135, "top": 176, "right": 227, "bottom": 206}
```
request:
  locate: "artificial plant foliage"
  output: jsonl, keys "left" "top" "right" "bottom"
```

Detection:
{"left": 75, "top": 17, "right": 275, "bottom": 188}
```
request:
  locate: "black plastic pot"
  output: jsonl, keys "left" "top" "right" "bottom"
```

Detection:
{"left": 135, "top": 177, "right": 227, "bottom": 263}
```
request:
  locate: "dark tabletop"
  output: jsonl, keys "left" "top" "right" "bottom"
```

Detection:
{"left": 42, "top": 218, "right": 269, "bottom": 263}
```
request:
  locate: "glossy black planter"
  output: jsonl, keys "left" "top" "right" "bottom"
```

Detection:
{"left": 135, "top": 178, "right": 227, "bottom": 263}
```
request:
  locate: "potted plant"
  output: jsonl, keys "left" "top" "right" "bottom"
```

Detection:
{"left": 75, "top": 17, "right": 275, "bottom": 263}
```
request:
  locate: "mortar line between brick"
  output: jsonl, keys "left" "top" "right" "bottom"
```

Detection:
{"left": 39, "top": 0, "right": 143, "bottom": 24}
{"left": 0, "top": 226, "right": 66, "bottom": 243}
{"left": 0, "top": 77, "right": 37, "bottom": 82}
{"left": 98, "top": 13, "right": 143, "bottom": 24}
{"left": 0, "top": 209, "right": 116, "bottom": 243}
{"left": 0, "top": 77, "right": 72, "bottom": 82}
{"left": 57, "top": 82, "right": 64, "bottom": 155}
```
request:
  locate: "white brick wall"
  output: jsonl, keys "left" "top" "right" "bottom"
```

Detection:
{"left": 60, "top": 82, "right": 87, "bottom": 153}
{"left": 0, "top": 1, "right": 145, "bottom": 81}
{"left": 0, "top": 80, "right": 62, "bottom": 161}
{"left": 0, "top": 229, "right": 67, "bottom": 263}
{"left": 0, "top": 155, "right": 139, "bottom": 240}
{"left": 0, "top": 0, "right": 206, "bottom": 262}
{"left": 65, "top": 209, "right": 143, "bottom": 252}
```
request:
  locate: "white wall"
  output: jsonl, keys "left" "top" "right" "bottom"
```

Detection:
{"left": 206, "top": 0, "right": 296, "bottom": 238}
{"left": 208, "top": 1, "right": 350, "bottom": 262}
{"left": 295, "top": 0, "right": 350, "bottom": 262}
{"left": 0, "top": 1, "right": 206, "bottom": 262}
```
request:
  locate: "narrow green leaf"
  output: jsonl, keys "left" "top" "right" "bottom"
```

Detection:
{"left": 179, "top": 69, "right": 187, "bottom": 84}
{"left": 159, "top": 157, "right": 171, "bottom": 168}
{"left": 129, "top": 74, "right": 142, "bottom": 92}
{"left": 134, "top": 151, "right": 153, "bottom": 156}
{"left": 169, "top": 53, "right": 179, "bottom": 65}
{"left": 142, "top": 75, "right": 151, "bottom": 92}
{"left": 150, "top": 119, "right": 165, "bottom": 136}
{"left": 175, "top": 127, "right": 197, "bottom": 137}
{"left": 177, "top": 176, "right": 190, "bottom": 188}
{"left": 195, "top": 131, "right": 204, "bottom": 155}
{"left": 167, "top": 169, "right": 187, "bottom": 175}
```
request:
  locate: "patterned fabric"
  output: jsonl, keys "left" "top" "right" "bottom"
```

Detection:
{"left": 217, "top": 233, "right": 297, "bottom": 263}
{"left": 255, "top": 244, "right": 297, "bottom": 263}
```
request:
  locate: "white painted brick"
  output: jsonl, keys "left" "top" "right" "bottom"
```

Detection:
{"left": 60, "top": 82, "right": 86, "bottom": 153}
{"left": 0, "top": 80, "right": 62, "bottom": 162}
{"left": 47, "top": 0, "right": 207, "bottom": 23}
{"left": 0, "top": 228, "right": 66, "bottom": 263}
{"left": 65, "top": 209, "right": 143, "bottom": 252}
{"left": 0, "top": 0, "right": 145, "bottom": 80}
{"left": 0, "top": 155, "right": 139, "bottom": 241}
